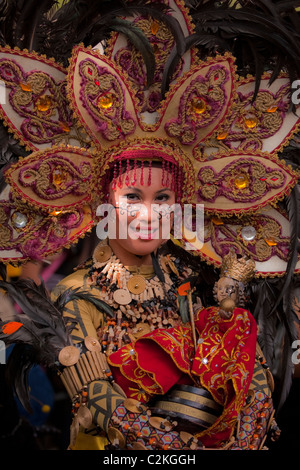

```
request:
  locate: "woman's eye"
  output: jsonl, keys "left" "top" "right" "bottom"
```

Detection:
{"left": 123, "top": 193, "right": 140, "bottom": 201}
{"left": 155, "top": 194, "right": 170, "bottom": 202}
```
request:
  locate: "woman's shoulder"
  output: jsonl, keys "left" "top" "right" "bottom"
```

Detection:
{"left": 51, "top": 268, "right": 92, "bottom": 299}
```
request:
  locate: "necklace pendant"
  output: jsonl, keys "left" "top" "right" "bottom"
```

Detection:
{"left": 93, "top": 244, "right": 112, "bottom": 263}
{"left": 113, "top": 288, "right": 132, "bottom": 305}
{"left": 127, "top": 275, "right": 146, "bottom": 295}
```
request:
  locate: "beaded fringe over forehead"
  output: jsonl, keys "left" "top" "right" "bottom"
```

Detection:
{"left": 105, "top": 155, "right": 184, "bottom": 203}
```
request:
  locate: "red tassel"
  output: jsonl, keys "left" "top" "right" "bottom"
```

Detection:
{"left": 140, "top": 161, "right": 144, "bottom": 185}
{"left": 2, "top": 321, "right": 23, "bottom": 335}
{"left": 148, "top": 160, "right": 152, "bottom": 186}
{"left": 125, "top": 159, "right": 130, "bottom": 186}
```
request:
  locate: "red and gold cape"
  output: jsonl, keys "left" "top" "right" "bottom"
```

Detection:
{"left": 108, "top": 307, "right": 257, "bottom": 447}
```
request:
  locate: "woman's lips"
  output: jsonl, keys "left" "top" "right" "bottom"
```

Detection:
{"left": 135, "top": 226, "right": 159, "bottom": 240}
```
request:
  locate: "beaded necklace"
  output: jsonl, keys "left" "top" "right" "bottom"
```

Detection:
{"left": 88, "top": 240, "right": 192, "bottom": 355}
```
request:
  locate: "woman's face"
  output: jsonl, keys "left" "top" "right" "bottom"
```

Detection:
{"left": 108, "top": 165, "right": 176, "bottom": 256}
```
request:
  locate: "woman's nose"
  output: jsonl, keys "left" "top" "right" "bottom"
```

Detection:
{"left": 138, "top": 203, "right": 159, "bottom": 222}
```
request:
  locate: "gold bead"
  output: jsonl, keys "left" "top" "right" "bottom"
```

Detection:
{"left": 41, "top": 404, "right": 51, "bottom": 413}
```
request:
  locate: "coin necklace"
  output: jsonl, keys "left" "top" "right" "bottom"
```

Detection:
{"left": 88, "top": 241, "right": 192, "bottom": 355}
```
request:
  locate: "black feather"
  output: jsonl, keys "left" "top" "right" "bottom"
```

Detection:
{"left": 0, "top": 278, "right": 77, "bottom": 411}
{"left": 151, "top": 250, "right": 165, "bottom": 283}
{"left": 39, "top": 0, "right": 177, "bottom": 66}
{"left": 13, "top": 0, "right": 56, "bottom": 51}
{"left": 0, "top": 277, "right": 120, "bottom": 411}
{"left": 268, "top": 184, "right": 300, "bottom": 317}
{"left": 186, "top": 0, "right": 300, "bottom": 97}
{"left": 108, "top": 18, "right": 156, "bottom": 88}
{"left": 54, "top": 286, "right": 115, "bottom": 319}
{"left": 5, "top": 343, "right": 37, "bottom": 412}
{"left": 161, "top": 32, "right": 228, "bottom": 96}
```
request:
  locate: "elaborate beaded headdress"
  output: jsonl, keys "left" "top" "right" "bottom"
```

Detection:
{"left": 220, "top": 250, "right": 256, "bottom": 285}
{"left": 0, "top": 0, "right": 299, "bottom": 280}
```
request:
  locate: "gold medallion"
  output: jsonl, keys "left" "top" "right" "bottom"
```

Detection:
{"left": 84, "top": 336, "right": 101, "bottom": 352}
{"left": 132, "top": 442, "right": 147, "bottom": 450}
{"left": 180, "top": 431, "right": 195, "bottom": 444}
{"left": 123, "top": 398, "right": 147, "bottom": 414}
{"left": 93, "top": 243, "right": 112, "bottom": 263}
{"left": 107, "top": 427, "right": 126, "bottom": 449}
{"left": 113, "top": 288, "right": 132, "bottom": 305}
{"left": 77, "top": 405, "right": 93, "bottom": 428}
{"left": 149, "top": 416, "right": 172, "bottom": 431}
{"left": 127, "top": 275, "right": 146, "bottom": 294}
{"left": 58, "top": 345, "right": 80, "bottom": 366}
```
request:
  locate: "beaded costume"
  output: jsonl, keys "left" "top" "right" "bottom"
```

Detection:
{"left": 0, "top": 0, "right": 299, "bottom": 451}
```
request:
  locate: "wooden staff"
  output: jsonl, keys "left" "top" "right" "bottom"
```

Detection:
{"left": 187, "top": 288, "right": 197, "bottom": 353}
{"left": 178, "top": 281, "right": 197, "bottom": 353}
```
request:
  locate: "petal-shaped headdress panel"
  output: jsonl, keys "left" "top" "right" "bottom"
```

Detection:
{"left": 183, "top": 205, "right": 300, "bottom": 278}
{"left": 195, "top": 150, "right": 298, "bottom": 215}
{"left": 5, "top": 146, "right": 94, "bottom": 210}
{"left": 0, "top": 46, "right": 90, "bottom": 151}
{"left": 67, "top": 45, "right": 236, "bottom": 202}
{"left": 200, "top": 74, "right": 300, "bottom": 158}
{"left": 67, "top": 46, "right": 235, "bottom": 149}
{"left": 104, "top": 0, "right": 197, "bottom": 121}
{"left": 0, "top": 145, "right": 95, "bottom": 263}
{"left": 0, "top": 183, "right": 94, "bottom": 264}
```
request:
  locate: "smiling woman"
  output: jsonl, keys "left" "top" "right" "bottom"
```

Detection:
{"left": 48, "top": 144, "right": 276, "bottom": 451}
{"left": 51, "top": 147, "right": 211, "bottom": 450}
{"left": 0, "top": 0, "right": 298, "bottom": 454}
{"left": 108, "top": 163, "right": 176, "bottom": 261}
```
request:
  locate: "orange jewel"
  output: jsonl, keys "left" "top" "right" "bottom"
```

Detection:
{"left": 98, "top": 93, "right": 114, "bottom": 109}
{"left": 244, "top": 115, "right": 258, "bottom": 129}
{"left": 191, "top": 97, "right": 206, "bottom": 114}
{"left": 211, "top": 217, "right": 224, "bottom": 225}
{"left": 37, "top": 95, "right": 52, "bottom": 112}
{"left": 52, "top": 168, "right": 65, "bottom": 187}
{"left": 151, "top": 19, "right": 159, "bottom": 35}
{"left": 264, "top": 238, "right": 278, "bottom": 247}
{"left": 217, "top": 131, "right": 228, "bottom": 140}
{"left": 267, "top": 105, "right": 278, "bottom": 113}
{"left": 60, "top": 121, "right": 71, "bottom": 132}
{"left": 50, "top": 210, "right": 62, "bottom": 216}
{"left": 234, "top": 173, "right": 249, "bottom": 190}
{"left": 20, "top": 82, "right": 31, "bottom": 92}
